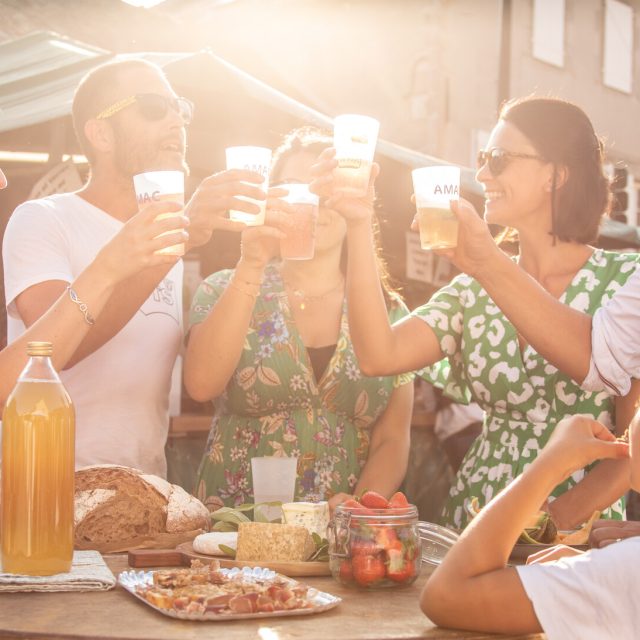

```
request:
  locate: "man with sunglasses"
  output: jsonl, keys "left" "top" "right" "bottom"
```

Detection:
{"left": 2, "top": 59, "right": 265, "bottom": 477}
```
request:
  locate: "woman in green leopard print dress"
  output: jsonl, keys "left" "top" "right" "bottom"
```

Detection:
{"left": 312, "top": 96, "right": 640, "bottom": 530}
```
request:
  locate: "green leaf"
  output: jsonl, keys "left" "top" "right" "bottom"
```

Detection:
{"left": 254, "top": 508, "right": 270, "bottom": 523}
{"left": 308, "top": 538, "right": 329, "bottom": 562}
{"left": 218, "top": 544, "right": 237, "bottom": 559}
{"left": 232, "top": 503, "right": 261, "bottom": 513}
{"left": 211, "top": 507, "right": 251, "bottom": 526}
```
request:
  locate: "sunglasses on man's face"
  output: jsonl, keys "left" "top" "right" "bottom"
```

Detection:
{"left": 476, "top": 148, "right": 543, "bottom": 176}
{"left": 95, "top": 93, "right": 194, "bottom": 125}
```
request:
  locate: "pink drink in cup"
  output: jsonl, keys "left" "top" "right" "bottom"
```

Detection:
{"left": 279, "top": 184, "right": 319, "bottom": 260}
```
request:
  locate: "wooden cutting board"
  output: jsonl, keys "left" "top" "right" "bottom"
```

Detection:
{"left": 128, "top": 542, "right": 331, "bottom": 577}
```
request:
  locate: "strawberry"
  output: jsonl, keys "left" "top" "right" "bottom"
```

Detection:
{"left": 340, "top": 498, "right": 364, "bottom": 510}
{"left": 352, "top": 553, "right": 386, "bottom": 587}
{"left": 360, "top": 490, "right": 389, "bottom": 509}
{"left": 388, "top": 491, "right": 410, "bottom": 508}
{"left": 375, "top": 526, "right": 399, "bottom": 550}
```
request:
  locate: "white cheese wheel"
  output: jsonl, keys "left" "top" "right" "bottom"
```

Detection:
{"left": 192, "top": 531, "right": 238, "bottom": 556}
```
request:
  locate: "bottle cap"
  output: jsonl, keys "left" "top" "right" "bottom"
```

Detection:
{"left": 26, "top": 341, "right": 53, "bottom": 357}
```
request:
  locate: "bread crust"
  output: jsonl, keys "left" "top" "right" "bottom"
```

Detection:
{"left": 74, "top": 465, "right": 210, "bottom": 552}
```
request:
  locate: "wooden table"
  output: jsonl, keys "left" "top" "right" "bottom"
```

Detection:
{"left": 0, "top": 555, "right": 544, "bottom": 640}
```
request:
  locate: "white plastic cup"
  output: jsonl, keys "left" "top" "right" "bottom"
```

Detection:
{"left": 251, "top": 456, "right": 298, "bottom": 521}
{"left": 411, "top": 165, "right": 461, "bottom": 250}
{"left": 279, "top": 184, "right": 319, "bottom": 260}
{"left": 225, "top": 146, "right": 272, "bottom": 226}
{"left": 133, "top": 170, "right": 185, "bottom": 256}
{"left": 333, "top": 114, "right": 380, "bottom": 197}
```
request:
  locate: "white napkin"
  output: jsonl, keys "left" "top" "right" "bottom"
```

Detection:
{"left": 0, "top": 550, "right": 116, "bottom": 592}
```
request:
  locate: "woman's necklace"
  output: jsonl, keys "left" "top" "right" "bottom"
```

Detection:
{"left": 284, "top": 276, "right": 345, "bottom": 311}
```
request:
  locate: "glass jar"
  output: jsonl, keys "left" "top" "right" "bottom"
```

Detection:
{"left": 327, "top": 503, "right": 420, "bottom": 589}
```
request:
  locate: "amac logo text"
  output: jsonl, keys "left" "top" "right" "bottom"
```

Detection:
{"left": 137, "top": 190, "right": 161, "bottom": 205}
{"left": 433, "top": 184, "right": 459, "bottom": 196}
{"left": 243, "top": 164, "right": 269, "bottom": 177}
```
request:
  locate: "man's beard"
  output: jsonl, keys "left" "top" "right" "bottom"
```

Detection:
{"left": 112, "top": 123, "right": 189, "bottom": 177}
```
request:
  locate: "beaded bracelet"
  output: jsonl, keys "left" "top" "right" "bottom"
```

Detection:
{"left": 66, "top": 286, "right": 96, "bottom": 325}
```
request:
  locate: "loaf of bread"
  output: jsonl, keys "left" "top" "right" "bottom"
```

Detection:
{"left": 74, "top": 465, "right": 210, "bottom": 552}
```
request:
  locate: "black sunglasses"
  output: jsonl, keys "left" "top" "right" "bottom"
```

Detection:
{"left": 476, "top": 148, "right": 543, "bottom": 176}
{"left": 96, "top": 93, "right": 194, "bottom": 125}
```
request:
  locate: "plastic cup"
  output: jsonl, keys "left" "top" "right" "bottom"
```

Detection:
{"left": 333, "top": 114, "right": 380, "bottom": 197}
{"left": 225, "top": 146, "right": 271, "bottom": 226}
{"left": 411, "top": 165, "right": 460, "bottom": 250}
{"left": 251, "top": 456, "right": 298, "bottom": 521}
{"left": 133, "top": 170, "right": 185, "bottom": 256}
{"left": 279, "top": 184, "right": 319, "bottom": 260}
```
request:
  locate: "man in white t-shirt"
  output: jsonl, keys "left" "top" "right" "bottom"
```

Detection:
{"left": 420, "top": 413, "right": 638, "bottom": 639}
{"left": 3, "top": 59, "right": 266, "bottom": 476}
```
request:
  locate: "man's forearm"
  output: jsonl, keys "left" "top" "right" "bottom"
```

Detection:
{"left": 64, "top": 262, "right": 174, "bottom": 368}
{"left": 476, "top": 249, "right": 592, "bottom": 382}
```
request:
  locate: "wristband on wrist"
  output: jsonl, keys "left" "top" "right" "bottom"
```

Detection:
{"left": 66, "top": 286, "right": 96, "bottom": 325}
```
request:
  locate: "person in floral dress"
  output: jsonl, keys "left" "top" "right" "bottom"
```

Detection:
{"left": 311, "top": 96, "right": 640, "bottom": 530}
{"left": 184, "top": 128, "right": 414, "bottom": 511}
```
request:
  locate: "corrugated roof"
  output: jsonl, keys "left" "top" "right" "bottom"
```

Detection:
{"left": 0, "top": 31, "right": 479, "bottom": 191}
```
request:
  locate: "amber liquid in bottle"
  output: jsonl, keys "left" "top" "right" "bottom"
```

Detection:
{"left": 1, "top": 342, "right": 75, "bottom": 575}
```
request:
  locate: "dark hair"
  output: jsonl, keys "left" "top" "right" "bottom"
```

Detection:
{"left": 72, "top": 59, "right": 164, "bottom": 163}
{"left": 271, "top": 126, "right": 402, "bottom": 305}
{"left": 499, "top": 96, "right": 609, "bottom": 244}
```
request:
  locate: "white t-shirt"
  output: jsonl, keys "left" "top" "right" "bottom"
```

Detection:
{"left": 582, "top": 267, "right": 640, "bottom": 396}
{"left": 2, "top": 193, "right": 183, "bottom": 477}
{"left": 516, "top": 538, "right": 640, "bottom": 640}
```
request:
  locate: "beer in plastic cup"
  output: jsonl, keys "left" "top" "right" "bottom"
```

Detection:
{"left": 279, "top": 184, "right": 319, "bottom": 260}
{"left": 225, "top": 146, "right": 271, "bottom": 226}
{"left": 133, "top": 170, "right": 185, "bottom": 256}
{"left": 412, "top": 166, "right": 460, "bottom": 250}
{"left": 251, "top": 456, "right": 298, "bottom": 521}
{"left": 333, "top": 114, "right": 380, "bottom": 197}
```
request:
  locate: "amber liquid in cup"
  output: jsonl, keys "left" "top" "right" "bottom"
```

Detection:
{"left": 417, "top": 205, "right": 459, "bottom": 250}
{"left": 333, "top": 158, "right": 373, "bottom": 198}
{"left": 150, "top": 192, "right": 185, "bottom": 257}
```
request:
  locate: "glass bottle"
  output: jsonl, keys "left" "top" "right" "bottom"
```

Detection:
{"left": 1, "top": 341, "right": 75, "bottom": 575}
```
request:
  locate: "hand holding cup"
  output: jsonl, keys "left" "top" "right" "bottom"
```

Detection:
{"left": 310, "top": 148, "right": 379, "bottom": 225}
{"left": 183, "top": 168, "right": 267, "bottom": 247}
{"left": 94, "top": 201, "right": 189, "bottom": 283}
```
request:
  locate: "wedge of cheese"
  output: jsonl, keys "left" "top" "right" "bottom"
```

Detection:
{"left": 282, "top": 501, "right": 329, "bottom": 540}
{"left": 235, "top": 522, "right": 315, "bottom": 562}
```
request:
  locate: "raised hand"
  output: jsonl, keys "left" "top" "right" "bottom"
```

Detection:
{"left": 540, "top": 415, "right": 630, "bottom": 482}
{"left": 431, "top": 198, "right": 502, "bottom": 278}
{"left": 93, "top": 200, "right": 189, "bottom": 283}
{"left": 238, "top": 222, "right": 286, "bottom": 271}
{"left": 184, "top": 169, "right": 267, "bottom": 248}
{"left": 310, "top": 147, "right": 379, "bottom": 225}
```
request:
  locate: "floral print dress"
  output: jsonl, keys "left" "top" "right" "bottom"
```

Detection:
{"left": 412, "top": 249, "right": 640, "bottom": 529}
{"left": 190, "top": 264, "right": 411, "bottom": 510}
